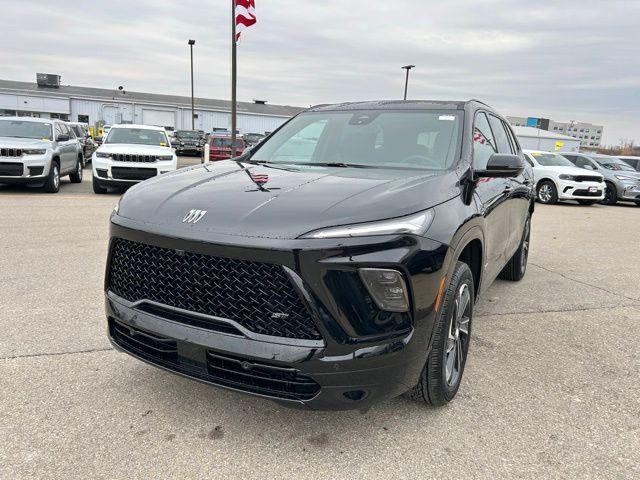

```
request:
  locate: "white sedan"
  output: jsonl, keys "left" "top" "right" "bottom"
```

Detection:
{"left": 523, "top": 149, "right": 605, "bottom": 205}
{"left": 91, "top": 124, "right": 177, "bottom": 194}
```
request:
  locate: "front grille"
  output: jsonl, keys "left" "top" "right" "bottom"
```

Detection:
{"left": 112, "top": 153, "right": 160, "bottom": 163}
{"left": 0, "top": 148, "right": 23, "bottom": 157}
{"left": 0, "top": 162, "right": 23, "bottom": 176}
{"left": 111, "top": 167, "right": 157, "bottom": 181}
{"left": 108, "top": 238, "right": 322, "bottom": 340}
{"left": 206, "top": 351, "right": 320, "bottom": 400}
{"left": 574, "top": 189, "right": 603, "bottom": 197}
{"left": 574, "top": 175, "right": 603, "bottom": 183}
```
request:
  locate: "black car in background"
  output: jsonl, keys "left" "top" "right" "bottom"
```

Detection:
{"left": 171, "top": 130, "right": 205, "bottom": 156}
{"left": 105, "top": 100, "right": 534, "bottom": 410}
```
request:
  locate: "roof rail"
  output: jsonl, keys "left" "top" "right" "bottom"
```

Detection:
{"left": 468, "top": 98, "right": 493, "bottom": 109}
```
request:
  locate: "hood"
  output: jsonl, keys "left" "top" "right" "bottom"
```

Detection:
{"left": 0, "top": 137, "right": 51, "bottom": 148}
{"left": 97, "top": 143, "right": 173, "bottom": 155}
{"left": 537, "top": 165, "right": 603, "bottom": 178}
{"left": 117, "top": 161, "right": 459, "bottom": 240}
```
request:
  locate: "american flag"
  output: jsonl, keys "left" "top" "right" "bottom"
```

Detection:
{"left": 235, "top": 0, "right": 257, "bottom": 42}
{"left": 250, "top": 172, "right": 269, "bottom": 185}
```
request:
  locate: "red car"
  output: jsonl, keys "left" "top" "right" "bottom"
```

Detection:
{"left": 207, "top": 135, "right": 246, "bottom": 161}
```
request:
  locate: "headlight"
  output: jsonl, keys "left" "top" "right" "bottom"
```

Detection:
{"left": 96, "top": 151, "right": 111, "bottom": 158}
{"left": 615, "top": 175, "right": 636, "bottom": 181}
{"left": 23, "top": 148, "right": 46, "bottom": 155}
{"left": 559, "top": 174, "right": 575, "bottom": 180}
{"left": 299, "top": 210, "right": 434, "bottom": 239}
{"left": 158, "top": 154, "right": 174, "bottom": 161}
{"left": 359, "top": 268, "right": 410, "bottom": 312}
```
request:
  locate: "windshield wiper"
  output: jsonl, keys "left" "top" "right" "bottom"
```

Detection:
{"left": 305, "top": 162, "right": 373, "bottom": 168}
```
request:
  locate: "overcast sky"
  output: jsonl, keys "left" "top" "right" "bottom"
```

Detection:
{"left": 1, "top": 0, "right": 638, "bottom": 145}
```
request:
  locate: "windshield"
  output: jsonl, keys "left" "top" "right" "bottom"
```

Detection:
{"left": 250, "top": 110, "right": 462, "bottom": 170}
{"left": 0, "top": 120, "right": 53, "bottom": 140}
{"left": 594, "top": 157, "right": 635, "bottom": 171}
{"left": 211, "top": 137, "right": 244, "bottom": 148}
{"left": 530, "top": 152, "right": 574, "bottom": 167}
{"left": 105, "top": 128, "right": 168, "bottom": 146}
{"left": 176, "top": 131, "right": 199, "bottom": 139}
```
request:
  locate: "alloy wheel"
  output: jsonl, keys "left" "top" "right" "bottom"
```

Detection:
{"left": 445, "top": 283, "right": 471, "bottom": 387}
{"left": 538, "top": 184, "right": 552, "bottom": 203}
{"left": 77, "top": 161, "right": 83, "bottom": 180}
{"left": 53, "top": 166, "right": 60, "bottom": 190}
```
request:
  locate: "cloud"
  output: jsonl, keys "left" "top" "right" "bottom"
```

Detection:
{"left": 0, "top": 0, "right": 638, "bottom": 144}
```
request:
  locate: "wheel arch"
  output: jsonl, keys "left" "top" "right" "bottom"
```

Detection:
{"left": 446, "top": 225, "right": 485, "bottom": 302}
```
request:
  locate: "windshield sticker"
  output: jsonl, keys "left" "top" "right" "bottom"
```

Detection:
{"left": 160, "top": 142, "right": 166, "bottom": 147}
{"left": 439, "top": 115, "right": 456, "bottom": 121}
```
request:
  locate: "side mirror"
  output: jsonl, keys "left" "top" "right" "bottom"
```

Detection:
{"left": 57, "top": 134, "right": 70, "bottom": 142}
{"left": 476, "top": 154, "right": 524, "bottom": 178}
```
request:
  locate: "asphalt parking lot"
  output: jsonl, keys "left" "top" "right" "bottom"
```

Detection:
{"left": 1, "top": 158, "right": 639, "bottom": 479}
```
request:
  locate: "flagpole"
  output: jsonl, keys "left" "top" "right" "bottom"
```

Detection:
{"left": 231, "top": 0, "right": 237, "bottom": 158}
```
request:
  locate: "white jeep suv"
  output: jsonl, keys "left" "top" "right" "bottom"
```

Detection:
{"left": 91, "top": 124, "right": 177, "bottom": 194}
{"left": 523, "top": 149, "right": 605, "bottom": 205}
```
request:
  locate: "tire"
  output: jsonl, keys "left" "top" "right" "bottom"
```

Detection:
{"left": 635, "top": 202, "right": 640, "bottom": 207}
{"left": 92, "top": 175, "right": 108, "bottom": 194}
{"left": 69, "top": 157, "right": 83, "bottom": 183}
{"left": 499, "top": 215, "right": 531, "bottom": 282}
{"left": 536, "top": 180, "right": 558, "bottom": 205}
{"left": 577, "top": 200, "right": 596, "bottom": 206}
{"left": 406, "top": 261, "right": 474, "bottom": 406}
{"left": 43, "top": 161, "right": 60, "bottom": 193}
{"left": 601, "top": 182, "right": 617, "bottom": 205}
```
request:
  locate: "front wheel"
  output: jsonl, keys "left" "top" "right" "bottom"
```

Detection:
{"left": 43, "top": 161, "right": 60, "bottom": 193}
{"left": 69, "top": 158, "right": 83, "bottom": 183}
{"left": 406, "top": 261, "right": 474, "bottom": 406}
{"left": 536, "top": 180, "right": 558, "bottom": 205}
{"left": 499, "top": 215, "right": 531, "bottom": 281}
{"left": 601, "top": 182, "right": 618, "bottom": 205}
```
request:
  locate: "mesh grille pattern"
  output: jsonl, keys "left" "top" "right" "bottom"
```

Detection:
{"left": 108, "top": 238, "right": 321, "bottom": 340}
{"left": 574, "top": 176, "right": 603, "bottom": 183}
{"left": 0, "top": 162, "right": 23, "bottom": 176}
{"left": 111, "top": 167, "right": 157, "bottom": 180}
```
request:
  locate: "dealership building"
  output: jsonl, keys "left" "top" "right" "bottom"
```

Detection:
{"left": 0, "top": 75, "right": 304, "bottom": 134}
{"left": 507, "top": 115, "right": 604, "bottom": 148}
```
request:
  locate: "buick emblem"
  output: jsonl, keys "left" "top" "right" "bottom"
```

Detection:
{"left": 182, "top": 209, "right": 207, "bottom": 224}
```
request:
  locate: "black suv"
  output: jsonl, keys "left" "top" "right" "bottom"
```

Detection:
{"left": 105, "top": 100, "right": 533, "bottom": 410}
{"left": 171, "top": 130, "right": 205, "bottom": 156}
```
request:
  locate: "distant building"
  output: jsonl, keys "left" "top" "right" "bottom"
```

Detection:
{"left": 512, "top": 126, "right": 581, "bottom": 153}
{"left": 0, "top": 74, "right": 305, "bottom": 135}
{"left": 507, "top": 116, "right": 604, "bottom": 148}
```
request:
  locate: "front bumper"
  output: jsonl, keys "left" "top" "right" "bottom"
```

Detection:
{"left": 618, "top": 182, "right": 640, "bottom": 201}
{"left": 105, "top": 221, "right": 448, "bottom": 410}
{"left": 557, "top": 180, "right": 605, "bottom": 200}
{"left": 92, "top": 156, "right": 177, "bottom": 184}
{"left": 175, "top": 145, "right": 203, "bottom": 154}
{"left": 0, "top": 155, "right": 51, "bottom": 185}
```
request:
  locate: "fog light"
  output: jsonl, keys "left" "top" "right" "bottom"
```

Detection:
{"left": 358, "top": 268, "right": 409, "bottom": 312}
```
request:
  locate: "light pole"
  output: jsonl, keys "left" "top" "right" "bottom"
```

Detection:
{"left": 188, "top": 39, "right": 196, "bottom": 130}
{"left": 402, "top": 65, "right": 415, "bottom": 100}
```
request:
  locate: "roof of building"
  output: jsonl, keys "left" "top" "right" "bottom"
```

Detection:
{"left": 512, "top": 126, "right": 578, "bottom": 142}
{"left": 0, "top": 78, "right": 306, "bottom": 118}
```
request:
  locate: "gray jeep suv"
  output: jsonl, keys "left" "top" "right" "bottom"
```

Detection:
{"left": 0, "top": 117, "right": 84, "bottom": 193}
{"left": 563, "top": 152, "right": 640, "bottom": 206}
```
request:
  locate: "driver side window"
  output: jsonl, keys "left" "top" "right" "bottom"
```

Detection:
{"left": 473, "top": 112, "right": 497, "bottom": 170}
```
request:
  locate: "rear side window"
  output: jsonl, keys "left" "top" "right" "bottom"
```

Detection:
{"left": 488, "top": 115, "right": 513, "bottom": 154}
{"left": 473, "top": 112, "right": 497, "bottom": 169}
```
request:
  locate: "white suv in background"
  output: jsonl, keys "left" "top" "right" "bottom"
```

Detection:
{"left": 523, "top": 149, "right": 605, "bottom": 205}
{"left": 91, "top": 124, "right": 177, "bottom": 194}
